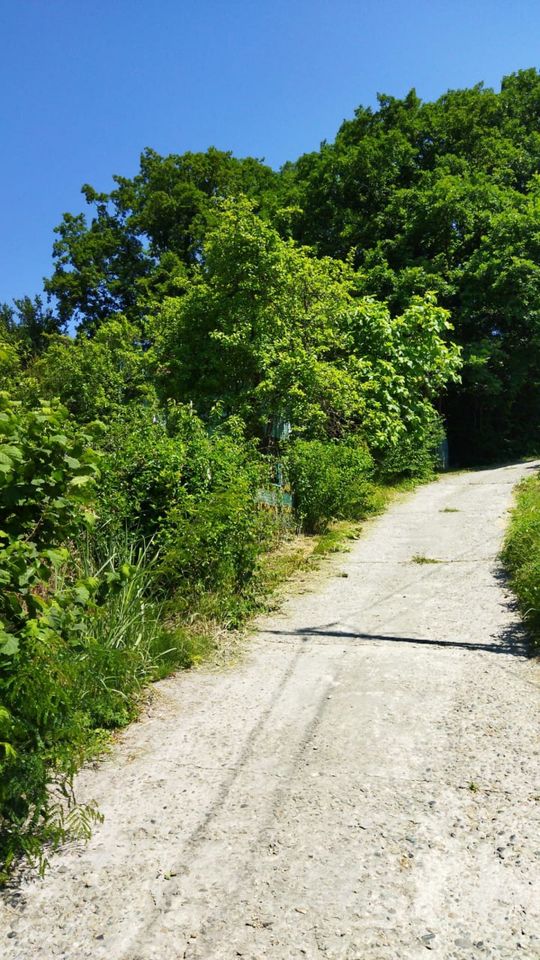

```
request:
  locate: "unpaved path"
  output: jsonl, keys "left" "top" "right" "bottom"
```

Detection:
{"left": 2, "top": 463, "right": 540, "bottom": 960}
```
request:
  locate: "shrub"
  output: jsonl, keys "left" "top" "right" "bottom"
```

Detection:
{"left": 0, "top": 396, "right": 184, "bottom": 880}
{"left": 376, "top": 411, "right": 445, "bottom": 482}
{"left": 95, "top": 405, "right": 189, "bottom": 544}
{"left": 95, "top": 404, "right": 276, "bottom": 608}
{"left": 160, "top": 487, "right": 271, "bottom": 603}
{"left": 501, "top": 474, "right": 540, "bottom": 650}
{"left": 285, "top": 439, "right": 375, "bottom": 533}
{"left": 0, "top": 394, "right": 102, "bottom": 877}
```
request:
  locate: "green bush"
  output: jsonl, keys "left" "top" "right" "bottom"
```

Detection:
{"left": 0, "top": 395, "right": 186, "bottom": 880}
{"left": 0, "top": 394, "right": 103, "bottom": 877}
{"left": 95, "top": 405, "right": 276, "bottom": 608}
{"left": 376, "top": 412, "right": 445, "bottom": 482}
{"left": 160, "top": 487, "right": 272, "bottom": 616}
{"left": 285, "top": 439, "right": 375, "bottom": 533}
{"left": 501, "top": 474, "right": 540, "bottom": 650}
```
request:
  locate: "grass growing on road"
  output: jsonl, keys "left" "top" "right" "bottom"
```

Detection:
{"left": 502, "top": 473, "right": 540, "bottom": 651}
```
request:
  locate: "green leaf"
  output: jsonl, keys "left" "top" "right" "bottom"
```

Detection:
{"left": 0, "top": 635, "right": 19, "bottom": 656}
{"left": 68, "top": 475, "right": 93, "bottom": 488}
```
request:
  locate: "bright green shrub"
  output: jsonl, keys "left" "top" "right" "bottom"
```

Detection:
{"left": 0, "top": 395, "right": 188, "bottom": 880}
{"left": 502, "top": 474, "right": 540, "bottom": 650}
{"left": 0, "top": 394, "right": 103, "bottom": 876}
{"left": 159, "top": 486, "right": 271, "bottom": 606}
{"left": 95, "top": 405, "right": 188, "bottom": 543}
{"left": 95, "top": 404, "right": 274, "bottom": 608}
{"left": 157, "top": 429, "right": 275, "bottom": 624}
{"left": 285, "top": 439, "right": 375, "bottom": 533}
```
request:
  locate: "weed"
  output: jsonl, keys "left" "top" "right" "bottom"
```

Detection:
{"left": 411, "top": 554, "right": 441, "bottom": 564}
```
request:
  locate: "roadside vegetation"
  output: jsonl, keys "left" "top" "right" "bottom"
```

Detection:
{"left": 502, "top": 474, "right": 540, "bottom": 652}
{"left": 5, "top": 66, "right": 540, "bottom": 878}
{"left": 0, "top": 205, "right": 456, "bottom": 882}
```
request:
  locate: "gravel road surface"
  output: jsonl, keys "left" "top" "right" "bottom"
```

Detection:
{"left": 1, "top": 462, "right": 539, "bottom": 959}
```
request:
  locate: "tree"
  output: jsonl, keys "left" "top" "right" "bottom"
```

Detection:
{"left": 45, "top": 148, "right": 278, "bottom": 334}
{"left": 280, "top": 69, "right": 540, "bottom": 460}
{"left": 0, "top": 297, "right": 62, "bottom": 360}
{"left": 155, "top": 199, "right": 460, "bottom": 452}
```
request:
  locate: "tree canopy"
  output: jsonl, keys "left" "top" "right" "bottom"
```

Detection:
{"left": 5, "top": 68, "right": 540, "bottom": 461}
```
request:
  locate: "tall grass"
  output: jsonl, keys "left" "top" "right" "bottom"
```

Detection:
{"left": 74, "top": 534, "right": 202, "bottom": 728}
{"left": 0, "top": 535, "right": 194, "bottom": 880}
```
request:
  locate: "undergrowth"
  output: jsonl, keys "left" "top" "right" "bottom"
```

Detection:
{"left": 501, "top": 472, "right": 540, "bottom": 652}
{"left": 0, "top": 391, "right": 435, "bottom": 883}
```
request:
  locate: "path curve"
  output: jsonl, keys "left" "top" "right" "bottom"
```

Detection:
{"left": 2, "top": 462, "right": 540, "bottom": 959}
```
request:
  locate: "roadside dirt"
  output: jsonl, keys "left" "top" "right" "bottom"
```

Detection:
{"left": 2, "top": 462, "right": 539, "bottom": 959}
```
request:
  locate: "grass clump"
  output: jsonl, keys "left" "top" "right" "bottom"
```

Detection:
{"left": 411, "top": 554, "right": 441, "bottom": 564}
{"left": 501, "top": 474, "right": 540, "bottom": 651}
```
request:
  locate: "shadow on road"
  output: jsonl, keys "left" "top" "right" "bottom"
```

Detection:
{"left": 264, "top": 623, "right": 529, "bottom": 657}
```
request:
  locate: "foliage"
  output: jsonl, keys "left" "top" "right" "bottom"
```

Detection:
{"left": 94, "top": 403, "right": 276, "bottom": 623}
{"left": 501, "top": 473, "right": 540, "bottom": 650}
{"left": 30, "top": 317, "right": 153, "bottom": 422}
{"left": 285, "top": 439, "right": 375, "bottom": 533}
{"left": 44, "top": 148, "right": 278, "bottom": 332}
{"left": 0, "top": 332, "right": 21, "bottom": 391}
{"left": 155, "top": 199, "right": 460, "bottom": 451}
{"left": 0, "top": 396, "right": 185, "bottom": 879}
{"left": 0, "top": 394, "right": 101, "bottom": 875}
{"left": 0, "top": 296, "right": 62, "bottom": 361}
{"left": 376, "top": 410, "right": 445, "bottom": 481}
{"left": 280, "top": 69, "right": 540, "bottom": 461}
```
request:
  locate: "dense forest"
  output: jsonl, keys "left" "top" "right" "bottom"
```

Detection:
{"left": 2, "top": 68, "right": 539, "bottom": 876}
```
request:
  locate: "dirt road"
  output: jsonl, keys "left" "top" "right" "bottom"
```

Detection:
{"left": 2, "top": 463, "right": 539, "bottom": 959}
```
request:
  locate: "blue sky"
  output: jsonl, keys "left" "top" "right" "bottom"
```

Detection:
{"left": 1, "top": 0, "right": 539, "bottom": 304}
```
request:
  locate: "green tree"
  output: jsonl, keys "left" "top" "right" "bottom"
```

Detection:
{"left": 155, "top": 199, "right": 460, "bottom": 452}
{"left": 45, "top": 148, "right": 278, "bottom": 334}
{"left": 280, "top": 69, "right": 540, "bottom": 460}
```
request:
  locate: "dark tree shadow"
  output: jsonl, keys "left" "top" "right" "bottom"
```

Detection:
{"left": 265, "top": 563, "right": 532, "bottom": 659}
{"left": 265, "top": 625, "right": 529, "bottom": 656}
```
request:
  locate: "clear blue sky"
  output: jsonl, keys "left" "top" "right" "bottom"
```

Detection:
{"left": 1, "top": 0, "right": 539, "bottom": 304}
